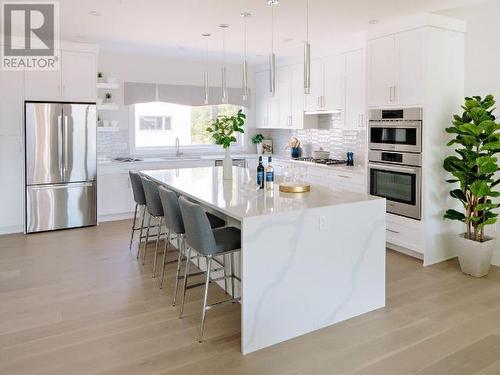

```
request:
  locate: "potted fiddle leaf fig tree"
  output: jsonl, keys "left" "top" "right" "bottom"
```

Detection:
{"left": 206, "top": 109, "right": 245, "bottom": 180}
{"left": 444, "top": 95, "right": 500, "bottom": 277}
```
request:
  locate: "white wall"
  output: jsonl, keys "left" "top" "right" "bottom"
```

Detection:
{"left": 97, "top": 49, "right": 257, "bottom": 158}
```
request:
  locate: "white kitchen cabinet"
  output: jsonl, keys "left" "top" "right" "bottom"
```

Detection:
{"left": 291, "top": 63, "right": 306, "bottom": 129}
{"left": 255, "top": 70, "right": 270, "bottom": 129}
{"left": 344, "top": 49, "right": 366, "bottom": 129}
{"left": 368, "top": 36, "right": 396, "bottom": 107}
{"left": 278, "top": 65, "right": 293, "bottom": 128}
{"left": 368, "top": 29, "right": 425, "bottom": 107}
{"left": 0, "top": 68, "right": 24, "bottom": 136}
{"left": 304, "top": 60, "right": 325, "bottom": 112}
{"left": 24, "top": 52, "right": 62, "bottom": 101}
{"left": 97, "top": 173, "right": 133, "bottom": 217}
{"left": 395, "top": 29, "right": 425, "bottom": 106}
{"left": 25, "top": 48, "right": 97, "bottom": 102}
{"left": 323, "top": 55, "right": 345, "bottom": 111}
{"left": 61, "top": 50, "right": 97, "bottom": 102}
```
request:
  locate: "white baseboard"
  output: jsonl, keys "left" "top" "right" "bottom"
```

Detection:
{"left": 491, "top": 251, "right": 500, "bottom": 267}
{"left": 0, "top": 225, "right": 23, "bottom": 235}
{"left": 386, "top": 242, "right": 424, "bottom": 261}
{"left": 98, "top": 212, "right": 135, "bottom": 223}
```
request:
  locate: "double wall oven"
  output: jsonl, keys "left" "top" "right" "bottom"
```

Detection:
{"left": 368, "top": 108, "right": 423, "bottom": 220}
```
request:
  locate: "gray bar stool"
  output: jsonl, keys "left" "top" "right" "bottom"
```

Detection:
{"left": 178, "top": 196, "right": 241, "bottom": 342}
{"left": 158, "top": 186, "right": 226, "bottom": 305}
{"left": 128, "top": 171, "right": 147, "bottom": 251}
{"left": 140, "top": 176, "right": 165, "bottom": 276}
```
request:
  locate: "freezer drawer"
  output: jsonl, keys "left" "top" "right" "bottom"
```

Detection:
{"left": 26, "top": 182, "right": 97, "bottom": 233}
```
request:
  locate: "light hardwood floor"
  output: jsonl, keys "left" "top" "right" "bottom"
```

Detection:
{"left": 1, "top": 220, "right": 500, "bottom": 374}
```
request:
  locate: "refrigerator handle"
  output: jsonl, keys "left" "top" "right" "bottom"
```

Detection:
{"left": 63, "top": 114, "right": 69, "bottom": 180}
{"left": 57, "top": 114, "right": 64, "bottom": 179}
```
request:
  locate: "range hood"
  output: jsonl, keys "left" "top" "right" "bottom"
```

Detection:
{"left": 304, "top": 109, "right": 342, "bottom": 115}
{"left": 303, "top": 109, "right": 343, "bottom": 129}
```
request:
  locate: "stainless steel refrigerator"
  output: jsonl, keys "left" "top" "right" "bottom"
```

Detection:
{"left": 25, "top": 101, "right": 97, "bottom": 233}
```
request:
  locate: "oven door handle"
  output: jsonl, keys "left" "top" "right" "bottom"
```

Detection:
{"left": 368, "top": 162, "right": 419, "bottom": 174}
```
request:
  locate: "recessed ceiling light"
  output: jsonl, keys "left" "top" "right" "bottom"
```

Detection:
{"left": 368, "top": 19, "right": 379, "bottom": 25}
{"left": 267, "top": 0, "right": 280, "bottom": 5}
{"left": 88, "top": 10, "right": 100, "bottom": 16}
{"left": 282, "top": 38, "right": 294, "bottom": 44}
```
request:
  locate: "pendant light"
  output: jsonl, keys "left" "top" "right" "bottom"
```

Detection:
{"left": 240, "top": 12, "right": 251, "bottom": 102}
{"left": 202, "top": 33, "right": 211, "bottom": 105}
{"left": 304, "top": 0, "right": 311, "bottom": 94}
{"left": 219, "top": 24, "right": 229, "bottom": 104}
{"left": 268, "top": 0, "right": 278, "bottom": 96}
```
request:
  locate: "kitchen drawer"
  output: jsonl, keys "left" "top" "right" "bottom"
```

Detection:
{"left": 386, "top": 214, "right": 423, "bottom": 253}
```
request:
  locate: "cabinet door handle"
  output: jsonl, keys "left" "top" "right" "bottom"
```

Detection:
{"left": 386, "top": 228, "right": 400, "bottom": 234}
{"left": 317, "top": 96, "right": 321, "bottom": 107}
{"left": 389, "top": 87, "right": 393, "bottom": 102}
{"left": 337, "top": 175, "right": 350, "bottom": 179}
{"left": 393, "top": 86, "right": 397, "bottom": 102}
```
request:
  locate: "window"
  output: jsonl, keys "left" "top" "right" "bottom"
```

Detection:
{"left": 131, "top": 102, "right": 244, "bottom": 151}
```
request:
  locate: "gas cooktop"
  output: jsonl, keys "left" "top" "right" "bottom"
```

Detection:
{"left": 295, "top": 157, "right": 347, "bottom": 166}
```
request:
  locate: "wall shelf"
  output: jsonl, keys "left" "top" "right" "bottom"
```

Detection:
{"left": 97, "top": 126, "right": 119, "bottom": 132}
{"left": 97, "top": 82, "right": 119, "bottom": 90}
{"left": 97, "top": 104, "right": 119, "bottom": 111}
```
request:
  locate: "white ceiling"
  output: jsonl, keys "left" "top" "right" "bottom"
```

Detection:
{"left": 60, "top": 0, "right": 490, "bottom": 63}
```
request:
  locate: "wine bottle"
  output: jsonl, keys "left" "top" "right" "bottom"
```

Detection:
{"left": 265, "top": 156, "right": 274, "bottom": 190}
{"left": 257, "top": 156, "right": 265, "bottom": 189}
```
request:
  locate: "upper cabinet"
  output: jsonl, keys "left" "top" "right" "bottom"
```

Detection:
{"left": 25, "top": 45, "right": 97, "bottom": 102}
{"left": 344, "top": 49, "right": 366, "bottom": 129}
{"left": 256, "top": 49, "right": 365, "bottom": 130}
{"left": 367, "top": 29, "right": 425, "bottom": 107}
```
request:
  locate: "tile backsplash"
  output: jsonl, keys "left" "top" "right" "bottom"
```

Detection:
{"left": 97, "top": 130, "right": 129, "bottom": 159}
{"left": 261, "top": 128, "right": 366, "bottom": 166}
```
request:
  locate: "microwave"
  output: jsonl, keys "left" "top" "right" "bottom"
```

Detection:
{"left": 369, "top": 108, "right": 422, "bottom": 153}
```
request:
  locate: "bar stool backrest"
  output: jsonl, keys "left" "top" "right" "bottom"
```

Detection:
{"left": 158, "top": 186, "right": 185, "bottom": 235}
{"left": 129, "top": 171, "right": 146, "bottom": 205}
{"left": 141, "top": 177, "right": 164, "bottom": 218}
{"left": 178, "top": 196, "right": 217, "bottom": 256}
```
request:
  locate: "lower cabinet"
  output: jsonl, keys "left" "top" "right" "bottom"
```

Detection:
{"left": 97, "top": 173, "right": 134, "bottom": 218}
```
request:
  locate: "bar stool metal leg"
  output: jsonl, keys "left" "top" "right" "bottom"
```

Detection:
{"left": 137, "top": 208, "right": 146, "bottom": 259}
{"left": 179, "top": 247, "right": 192, "bottom": 318}
{"left": 223, "top": 255, "right": 229, "bottom": 294}
{"left": 152, "top": 217, "right": 163, "bottom": 277}
{"left": 160, "top": 230, "right": 171, "bottom": 289}
{"left": 230, "top": 252, "right": 235, "bottom": 298}
{"left": 199, "top": 256, "right": 212, "bottom": 343}
{"left": 142, "top": 214, "right": 152, "bottom": 265}
{"left": 171, "top": 234, "right": 184, "bottom": 304}
{"left": 129, "top": 203, "right": 138, "bottom": 250}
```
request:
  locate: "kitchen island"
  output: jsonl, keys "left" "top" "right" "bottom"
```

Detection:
{"left": 142, "top": 166, "right": 386, "bottom": 354}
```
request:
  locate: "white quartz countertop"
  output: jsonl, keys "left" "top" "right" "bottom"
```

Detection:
{"left": 141, "top": 166, "right": 379, "bottom": 221}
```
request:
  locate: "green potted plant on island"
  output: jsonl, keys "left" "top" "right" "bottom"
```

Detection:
{"left": 206, "top": 109, "right": 245, "bottom": 180}
{"left": 252, "top": 133, "right": 264, "bottom": 154}
{"left": 443, "top": 95, "right": 500, "bottom": 277}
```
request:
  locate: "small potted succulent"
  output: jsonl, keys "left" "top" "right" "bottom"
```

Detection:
{"left": 206, "top": 109, "right": 246, "bottom": 180}
{"left": 252, "top": 133, "right": 264, "bottom": 154}
{"left": 443, "top": 95, "right": 499, "bottom": 277}
{"left": 105, "top": 92, "right": 112, "bottom": 103}
{"left": 97, "top": 72, "right": 104, "bottom": 83}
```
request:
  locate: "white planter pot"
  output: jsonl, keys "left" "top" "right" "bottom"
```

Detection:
{"left": 455, "top": 234, "right": 496, "bottom": 277}
{"left": 223, "top": 148, "right": 232, "bottom": 180}
{"left": 256, "top": 143, "right": 263, "bottom": 155}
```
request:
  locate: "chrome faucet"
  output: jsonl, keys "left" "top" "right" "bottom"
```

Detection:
{"left": 175, "top": 137, "right": 183, "bottom": 157}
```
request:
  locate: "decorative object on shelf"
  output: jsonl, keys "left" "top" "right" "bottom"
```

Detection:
{"left": 286, "top": 137, "right": 302, "bottom": 158}
{"left": 219, "top": 24, "right": 229, "bottom": 104}
{"left": 105, "top": 92, "right": 112, "bottom": 103}
{"left": 251, "top": 133, "right": 264, "bottom": 154}
{"left": 206, "top": 109, "right": 246, "bottom": 180}
{"left": 97, "top": 72, "right": 104, "bottom": 83}
{"left": 241, "top": 12, "right": 251, "bottom": 102}
{"left": 97, "top": 115, "right": 102, "bottom": 127}
{"left": 262, "top": 139, "right": 273, "bottom": 155}
{"left": 201, "top": 33, "right": 211, "bottom": 104}
{"left": 443, "top": 95, "right": 500, "bottom": 277}
{"left": 268, "top": 0, "right": 278, "bottom": 96}
{"left": 304, "top": 0, "right": 311, "bottom": 94}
